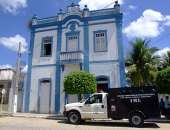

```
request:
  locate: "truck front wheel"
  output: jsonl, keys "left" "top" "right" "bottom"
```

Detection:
{"left": 68, "top": 111, "right": 81, "bottom": 124}
{"left": 129, "top": 113, "right": 144, "bottom": 127}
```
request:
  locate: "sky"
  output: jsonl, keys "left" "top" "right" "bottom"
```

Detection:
{"left": 0, "top": 0, "right": 170, "bottom": 69}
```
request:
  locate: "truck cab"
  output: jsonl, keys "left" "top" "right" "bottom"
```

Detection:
{"left": 64, "top": 93, "right": 108, "bottom": 122}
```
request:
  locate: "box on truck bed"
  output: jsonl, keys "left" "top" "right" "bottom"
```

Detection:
{"left": 108, "top": 86, "right": 160, "bottom": 126}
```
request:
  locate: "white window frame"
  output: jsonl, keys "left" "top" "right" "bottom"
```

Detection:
{"left": 94, "top": 30, "right": 108, "bottom": 52}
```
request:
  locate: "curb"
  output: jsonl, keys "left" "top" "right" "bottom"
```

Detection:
{"left": 0, "top": 113, "right": 12, "bottom": 117}
{"left": 146, "top": 118, "right": 170, "bottom": 123}
{"left": 1, "top": 113, "right": 66, "bottom": 120}
{"left": 11, "top": 113, "right": 66, "bottom": 120}
{"left": 1, "top": 113, "right": 170, "bottom": 123}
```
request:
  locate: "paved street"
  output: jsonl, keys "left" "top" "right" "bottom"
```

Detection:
{"left": 0, "top": 117, "right": 170, "bottom": 130}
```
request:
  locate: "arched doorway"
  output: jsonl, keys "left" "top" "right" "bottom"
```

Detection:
{"left": 96, "top": 76, "right": 109, "bottom": 93}
{"left": 38, "top": 79, "right": 51, "bottom": 114}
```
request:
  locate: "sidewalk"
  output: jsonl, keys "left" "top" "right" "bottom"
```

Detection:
{"left": 0, "top": 112, "right": 12, "bottom": 117}
{"left": 11, "top": 113, "right": 66, "bottom": 120}
{"left": 0, "top": 112, "right": 65, "bottom": 120}
{"left": 1, "top": 112, "right": 170, "bottom": 123}
{"left": 14, "top": 113, "right": 170, "bottom": 123}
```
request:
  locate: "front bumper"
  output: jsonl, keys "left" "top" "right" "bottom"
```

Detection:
{"left": 63, "top": 111, "right": 67, "bottom": 117}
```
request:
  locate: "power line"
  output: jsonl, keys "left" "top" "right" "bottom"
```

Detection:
{"left": 103, "top": 1, "right": 116, "bottom": 9}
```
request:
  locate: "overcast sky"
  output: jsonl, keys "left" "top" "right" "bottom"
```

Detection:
{"left": 0, "top": 0, "right": 170, "bottom": 67}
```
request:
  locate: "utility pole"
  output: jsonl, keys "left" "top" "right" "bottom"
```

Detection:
{"left": 13, "top": 42, "right": 22, "bottom": 113}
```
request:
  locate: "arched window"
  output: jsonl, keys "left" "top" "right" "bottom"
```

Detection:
{"left": 96, "top": 76, "right": 109, "bottom": 92}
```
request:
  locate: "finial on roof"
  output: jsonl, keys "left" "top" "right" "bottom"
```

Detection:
{"left": 114, "top": 0, "right": 120, "bottom": 9}
{"left": 58, "top": 9, "right": 63, "bottom": 15}
{"left": 32, "top": 14, "right": 37, "bottom": 19}
{"left": 31, "top": 14, "right": 38, "bottom": 26}
{"left": 59, "top": 9, "right": 63, "bottom": 13}
{"left": 71, "top": 2, "right": 75, "bottom": 6}
{"left": 115, "top": 0, "right": 118, "bottom": 4}
{"left": 83, "top": 4, "right": 89, "bottom": 11}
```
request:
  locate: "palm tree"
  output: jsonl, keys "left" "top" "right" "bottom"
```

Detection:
{"left": 126, "top": 38, "right": 159, "bottom": 87}
{"left": 163, "top": 51, "right": 170, "bottom": 68}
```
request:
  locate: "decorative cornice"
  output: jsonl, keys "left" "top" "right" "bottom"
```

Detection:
{"left": 30, "top": 2, "right": 122, "bottom": 29}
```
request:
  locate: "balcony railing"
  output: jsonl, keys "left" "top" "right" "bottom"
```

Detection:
{"left": 60, "top": 51, "right": 84, "bottom": 64}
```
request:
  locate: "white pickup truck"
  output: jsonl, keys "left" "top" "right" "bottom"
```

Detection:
{"left": 63, "top": 87, "right": 160, "bottom": 127}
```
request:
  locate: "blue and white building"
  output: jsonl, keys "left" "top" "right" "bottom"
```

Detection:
{"left": 24, "top": 2, "right": 126, "bottom": 114}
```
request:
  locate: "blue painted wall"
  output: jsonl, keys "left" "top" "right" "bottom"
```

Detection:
{"left": 115, "top": 14, "right": 126, "bottom": 87}
{"left": 83, "top": 19, "right": 89, "bottom": 72}
{"left": 24, "top": 29, "right": 35, "bottom": 112}
{"left": 55, "top": 23, "right": 62, "bottom": 113}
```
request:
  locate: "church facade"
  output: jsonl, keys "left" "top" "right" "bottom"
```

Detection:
{"left": 24, "top": 2, "right": 126, "bottom": 114}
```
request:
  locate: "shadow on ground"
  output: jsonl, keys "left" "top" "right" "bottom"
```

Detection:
{"left": 46, "top": 115, "right": 66, "bottom": 120}
{"left": 146, "top": 119, "right": 170, "bottom": 124}
{"left": 57, "top": 120, "right": 160, "bottom": 128}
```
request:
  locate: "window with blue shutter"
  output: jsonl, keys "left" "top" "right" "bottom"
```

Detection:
{"left": 94, "top": 30, "right": 107, "bottom": 52}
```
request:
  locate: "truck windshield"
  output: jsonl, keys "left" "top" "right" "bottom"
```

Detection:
{"left": 85, "top": 94, "right": 102, "bottom": 104}
{"left": 80, "top": 98, "right": 86, "bottom": 103}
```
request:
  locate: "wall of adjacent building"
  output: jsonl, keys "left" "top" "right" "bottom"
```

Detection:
{"left": 29, "top": 66, "right": 56, "bottom": 113}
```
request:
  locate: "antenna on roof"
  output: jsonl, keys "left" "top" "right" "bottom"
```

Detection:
{"left": 103, "top": 0, "right": 118, "bottom": 9}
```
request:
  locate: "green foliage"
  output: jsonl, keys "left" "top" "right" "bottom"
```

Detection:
{"left": 156, "top": 51, "right": 170, "bottom": 71}
{"left": 64, "top": 71, "right": 97, "bottom": 94}
{"left": 126, "top": 38, "right": 159, "bottom": 87}
{"left": 156, "top": 67, "right": 170, "bottom": 94}
{"left": 162, "top": 51, "right": 170, "bottom": 68}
